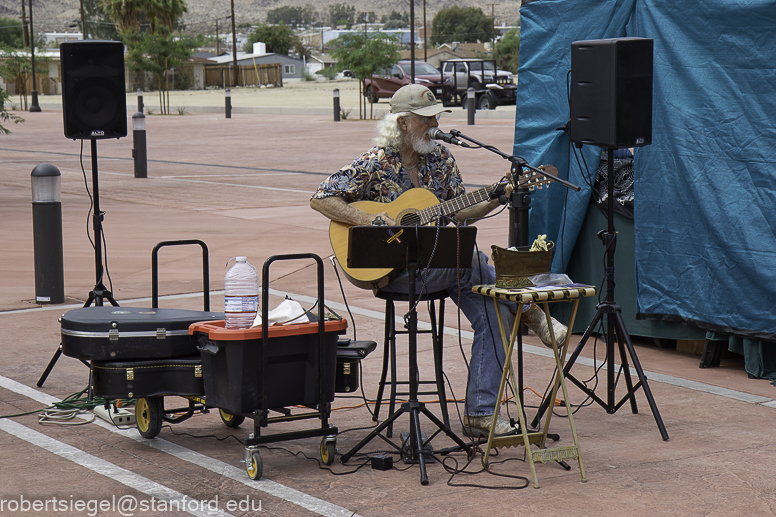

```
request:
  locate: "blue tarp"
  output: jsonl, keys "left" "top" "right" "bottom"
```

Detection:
{"left": 516, "top": 0, "right": 776, "bottom": 341}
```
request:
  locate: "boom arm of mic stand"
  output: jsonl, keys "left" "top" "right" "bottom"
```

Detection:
{"left": 448, "top": 129, "right": 581, "bottom": 192}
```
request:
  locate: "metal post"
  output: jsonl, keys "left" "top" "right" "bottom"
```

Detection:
{"left": 31, "top": 163, "right": 64, "bottom": 304}
{"left": 467, "top": 87, "right": 476, "bottom": 125}
{"left": 225, "top": 88, "right": 231, "bottom": 118}
{"left": 137, "top": 88, "right": 143, "bottom": 113}
{"left": 28, "top": 0, "right": 41, "bottom": 112}
{"left": 132, "top": 112, "right": 147, "bottom": 178}
{"left": 333, "top": 88, "right": 340, "bottom": 121}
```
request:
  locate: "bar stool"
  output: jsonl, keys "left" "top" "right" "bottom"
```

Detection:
{"left": 373, "top": 289, "right": 450, "bottom": 437}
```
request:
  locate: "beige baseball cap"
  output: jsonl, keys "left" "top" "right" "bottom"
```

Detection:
{"left": 390, "top": 84, "right": 452, "bottom": 116}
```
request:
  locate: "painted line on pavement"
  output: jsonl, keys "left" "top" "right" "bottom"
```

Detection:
{"left": 0, "top": 375, "right": 362, "bottom": 517}
{"left": 0, "top": 418, "right": 234, "bottom": 517}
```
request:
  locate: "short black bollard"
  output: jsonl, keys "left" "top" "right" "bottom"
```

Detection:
{"left": 225, "top": 88, "right": 232, "bottom": 118}
{"left": 31, "top": 164, "right": 65, "bottom": 304}
{"left": 132, "top": 112, "right": 147, "bottom": 178}
{"left": 333, "top": 88, "right": 340, "bottom": 122}
{"left": 467, "top": 87, "right": 476, "bottom": 126}
{"left": 137, "top": 88, "right": 144, "bottom": 113}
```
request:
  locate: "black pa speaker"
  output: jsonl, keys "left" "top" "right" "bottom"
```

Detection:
{"left": 61, "top": 41, "right": 127, "bottom": 140}
{"left": 569, "top": 37, "right": 653, "bottom": 148}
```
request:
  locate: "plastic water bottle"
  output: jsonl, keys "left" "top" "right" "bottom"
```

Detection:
{"left": 224, "top": 256, "right": 259, "bottom": 329}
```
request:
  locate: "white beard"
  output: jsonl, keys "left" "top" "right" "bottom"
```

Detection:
{"left": 408, "top": 130, "right": 437, "bottom": 156}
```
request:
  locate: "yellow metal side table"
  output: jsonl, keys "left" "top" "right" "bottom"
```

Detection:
{"left": 472, "top": 284, "right": 597, "bottom": 488}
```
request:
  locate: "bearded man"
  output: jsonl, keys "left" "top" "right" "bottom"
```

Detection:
{"left": 310, "top": 84, "right": 566, "bottom": 436}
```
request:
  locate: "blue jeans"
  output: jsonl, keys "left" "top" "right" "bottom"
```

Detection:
{"left": 381, "top": 250, "right": 515, "bottom": 417}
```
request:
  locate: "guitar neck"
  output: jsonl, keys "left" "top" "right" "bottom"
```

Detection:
{"left": 416, "top": 184, "right": 498, "bottom": 225}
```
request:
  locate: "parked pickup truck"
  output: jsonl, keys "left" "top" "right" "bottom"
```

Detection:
{"left": 441, "top": 59, "right": 517, "bottom": 109}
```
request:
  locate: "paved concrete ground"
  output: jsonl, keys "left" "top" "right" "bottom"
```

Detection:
{"left": 1, "top": 89, "right": 774, "bottom": 517}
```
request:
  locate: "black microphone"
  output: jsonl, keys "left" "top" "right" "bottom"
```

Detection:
{"left": 427, "top": 128, "right": 470, "bottom": 148}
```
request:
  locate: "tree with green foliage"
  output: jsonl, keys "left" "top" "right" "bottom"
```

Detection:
{"left": 431, "top": 6, "right": 492, "bottom": 45}
{"left": 329, "top": 32, "right": 399, "bottom": 119}
{"left": 0, "top": 85, "right": 24, "bottom": 134}
{"left": 355, "top": 11, "right": 376, "bottom": 24}
{"left": 100, "top": 0, "right": 142, "bottom": 34}
{"left": 267, "top": 5, "right": 316, "bottom": 28}
{"left": 125, "top": 28, "right": 195, "bottom": 114}
{"left": 329, "top": 3, "right": 355, "bottom": 28}
{"left": 494, "top": 29, "right": 519, "bottom": 72}
{"left": 380, "top": 10, "right": 408, "bottom": 24}
{"left": 0, "top": 46, "right": 49, "bottom": 110}
{"left": 145, "top": 0, "right": 188, "bottom": 34}
{"left": 244, "top": 22, "right": 299, "bottom": 55}
{"left": 83, "top": 0, "right": 121, "bottom": 40}
{"left": 0, "top": 16, "right": 24, "bottom": 48}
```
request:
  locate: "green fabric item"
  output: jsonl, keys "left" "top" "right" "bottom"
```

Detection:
{"left": 707, "top": 332, "right": 776, "bottom": 386}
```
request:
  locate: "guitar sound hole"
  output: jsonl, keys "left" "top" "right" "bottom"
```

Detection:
{"left": 399, "top": 213, "right": 421, "bottom": 226}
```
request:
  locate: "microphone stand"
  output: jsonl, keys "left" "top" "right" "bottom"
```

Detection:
{"left": 448, "top": 129, "right": 581, "bottom": 248}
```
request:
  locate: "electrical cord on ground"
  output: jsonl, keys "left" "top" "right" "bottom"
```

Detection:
{"left": 0, "top": 388, "right": 116, "bottom": 426}
{"left": 442, "top": 454, "right": 530, "bottom": 490}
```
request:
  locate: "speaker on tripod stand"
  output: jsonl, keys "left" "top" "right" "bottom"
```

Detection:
{"left": 37, "top": 41, "right": 128, "bottom": 388}
{"left": 533, "top": 37, "right": 669, "bottom": 441}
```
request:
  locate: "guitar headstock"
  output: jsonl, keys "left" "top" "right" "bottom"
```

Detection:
{"left": 515, "top": 165, "right": 557, "bottom": 190}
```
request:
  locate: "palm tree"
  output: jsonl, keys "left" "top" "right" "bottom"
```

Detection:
{"left": 99, "top": 0, "right": 141, "bottom": 34}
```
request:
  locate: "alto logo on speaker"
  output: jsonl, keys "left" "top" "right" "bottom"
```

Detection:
{"left": 61, "top": 41, "right": 127, "bottom": 140}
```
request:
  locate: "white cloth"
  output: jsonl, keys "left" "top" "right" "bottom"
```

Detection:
{"left": 251, "top": 299, "right": 309, "bottom": 327}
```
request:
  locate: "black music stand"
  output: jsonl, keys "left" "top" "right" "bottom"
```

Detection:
{"left": 340, "top": 225, "right": 476, "bottom": 485}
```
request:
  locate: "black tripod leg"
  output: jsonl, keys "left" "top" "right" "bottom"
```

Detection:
{"left": 419, "top": 405, "right": 472, "bottom": 453}
{"left": 613, "top": 316, "right": 639, "bottom": 414}
{"left": 409, "top": 406, "right": 429, "bottom": 485}
{"left": 340, "top": 405, "right": 409, "bottom": 463}
{"left": 531, "top": 308, "right": 603, "bottom": 428}
{"left": 37, "top": 344, "right": 63, "bottom": 387}
{"left": 615, "top": 311, "right": 669, "bottom": 441}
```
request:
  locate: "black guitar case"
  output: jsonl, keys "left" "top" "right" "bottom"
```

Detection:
{"left": 61, "top": 307, "right": 223, "bottom": 361}
{"left": 91, "top": 355, "right": 205, "bottom": 399}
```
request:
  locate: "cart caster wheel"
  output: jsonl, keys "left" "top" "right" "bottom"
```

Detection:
{"left": 246, "top": 449, "right": 263, "bottom": 480}
{"left": 320, "top": 436, "right": 336, "bottom": 465}
{"left": 219, "top": 408, "right": 245, "bottom": 428}
{"left": 136, "top": 397, "right": 163, "bottom": 439}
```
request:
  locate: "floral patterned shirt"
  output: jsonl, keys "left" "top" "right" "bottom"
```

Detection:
{"left": 312, "top": 145, "right": 465, "bottom": 203}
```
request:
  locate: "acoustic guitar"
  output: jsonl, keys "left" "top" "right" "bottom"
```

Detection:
{"left": 329, "top": 167, "right": 557, "bottom": 289}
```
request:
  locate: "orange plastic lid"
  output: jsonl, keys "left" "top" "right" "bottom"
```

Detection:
{"left": 189, "top": 318, "right": 348, "bottom": 340}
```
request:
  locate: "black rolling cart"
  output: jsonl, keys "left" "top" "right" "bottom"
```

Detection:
{"left": 191, "top": 253, "right": 346, "bottom": 480}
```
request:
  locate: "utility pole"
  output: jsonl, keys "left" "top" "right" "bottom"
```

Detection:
{"left": 422, "top": 0, "right": 427, "bottom": 62}
{"left": 409, "top": 0, "right": 415, "bottom": 81}
{"left": 486, "top": 3, "right": 499, "bottom": 54}
{"left": 79, "top": 0, "right": 86, "bottom": 39}
{"left": 28, "top": 0, "right": 40, "bottom": 112}
{"left": 230, "top": 0, "right": 238, "bottom": 87}
{"left": 20, "top": 0, "right": 29, "bottom": 48}
{"left": 215, "top": 19, "right": 219, "bottom": 54}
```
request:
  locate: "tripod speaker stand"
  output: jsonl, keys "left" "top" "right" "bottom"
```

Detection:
{"left": 531, "top": 149, "right": 669, "bottom": 441}
{"left": 339, "top": 225, "right": 476, "bottom": 485}
{"left": 37, "top": 139, "right": 120, "bottom": 388}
